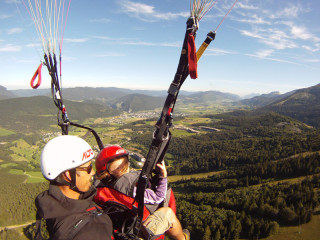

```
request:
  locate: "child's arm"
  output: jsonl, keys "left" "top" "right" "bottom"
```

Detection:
{"left": 133, "top": 161, "right": 168, "bottom": 204}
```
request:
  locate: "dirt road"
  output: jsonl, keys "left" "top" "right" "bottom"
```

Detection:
{"left": 0, "top": 221, "right": 34, "bottom": 231}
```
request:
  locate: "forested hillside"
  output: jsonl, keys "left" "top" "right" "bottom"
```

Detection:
{"left": 259, "top": 84, "right": 320, "bottom": 128}
{"left": 0, "top": 83, "right": 320, "bottom": 239}
{"left": 239, "top": 91, "right": 294, "bottom": 108}
{"left": 0, "top": 96, "right": 121, "bottom": 133}
{"left": 132, "top": 113, "right": 320, "bottom": 175}
{"left": 110, "top": 93, "right": 165, "bottom": 112}
{"left": 0, "top": 170, "right": 48, "bottom": 227}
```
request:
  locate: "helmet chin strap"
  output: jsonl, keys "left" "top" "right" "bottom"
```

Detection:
{"left": 69, "top": 168, "right": 84, "bottom": 193}
{"left": 52, "top": 169, "right": 83, "bottom": 193}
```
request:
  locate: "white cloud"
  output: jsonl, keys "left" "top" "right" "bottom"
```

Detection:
{"left": 7, "top": 28, "right": 23, "bottom": 35}
{"left": 95, "top": 35, "right": 181, "bottom": 48}
{"left": 205, "top": 48, "right": 237, "bottom": 56}
{"left": 5, "top": 0, "right": 20, "bottom": 3}
{"left": 236, "top": 2, "right": 259, "bottom": 10}
{"left": 302, "top": 58, "right": 320, "bottom": 63}
{"left": 265, "top": 29, "right": 297, "bottom": 50}
{"left": 122, "top": 40, "right": 180, "bottom": 47}
{"left": 240, "top": 29, "right": 263, "bottom": 39}
{"left": 290, "top": 25, "right": 320, "bottom": 42}
{"left": 273, "top": 5, "right": 301, "bottom": 19}
{"left": 94, "top": 36, "right": 111, "bottom": 41}
{"left": 118, "top": 40, "right": 160, "bottom": 47}
{"left": 118, "top": 0, "right": 188, "bottom": 21}
{"left": 26, "top": 43, "right": 41, "bottom": 48}
{"left": 89, "top": 18, "right": 112, "bottom": 24}
{"left": 240, "top": 27, "right": 297, "bottom": 50}
{"left": 245, "top": 52, "right": 300, "bottom": 65}
{"left": 152, "top": 12, "right": 189, "bottom": 20}
{"left": 63, "top": 38, "right": 89, "bottom": 43}
{"left": 94, "top": 35, "right": 132, "bottom": 42}
{"left": 121, "top": 1, "right": 155, "bottom": 14}
{"left": 0, "top": 44, "right": 21, "bottom": 52}
{"left": 253, "top": 49, "right": 274, "bottom": 58}
{"left": 302, "top": 44, "right": 320, "bottom": 53}
{"left": 279, "top": 21, "right": 320, "bottom": 43}
{"left": 236, "top": 0, "right": 320, "bottom": 58}
{"left": 0, "top": 14, "right": 11, "bottom": 19}
{"left": 94, "top": 52, "right": 126, "bottom": 57}
{"left": 236, "top": 14, "right": 271, "bottom": 25}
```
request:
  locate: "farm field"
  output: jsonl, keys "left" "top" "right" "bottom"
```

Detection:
{"left": 168, "top": 170, "right": 226, "bottom": 183}
{"left": 263, "top": 214, "right": 320, "bottom": 240}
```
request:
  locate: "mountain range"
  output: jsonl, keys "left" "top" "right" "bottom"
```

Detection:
{"left": 0, "top": 86, "right": 15, "bottom": 100}
{"left": 0, "top": 96, "right": 120, "bottom": 134}
{"left": 1, "top": 83, "right": 320, "bottom": 128}
{"left": 0, "top": 85, "right": 264, "bottom": 109}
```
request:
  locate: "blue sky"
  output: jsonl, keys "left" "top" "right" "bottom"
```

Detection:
{"left": 0, "top": 0, "right": 319, "bottom": 97}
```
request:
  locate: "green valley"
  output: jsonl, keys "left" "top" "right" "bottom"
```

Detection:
{"left": 0, "top": 85, "right": 320, "bottom": 239}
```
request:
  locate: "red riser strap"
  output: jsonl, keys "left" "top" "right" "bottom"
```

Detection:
{"left": 30, "top": 63, "right": 43, "bottom": 89}
{"left": 188, "top": 33, "right": 198, "bottom": 79}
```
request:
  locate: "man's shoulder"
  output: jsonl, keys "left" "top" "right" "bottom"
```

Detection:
{"left": 35, "top": 188, "right": 51, "bottom": 204}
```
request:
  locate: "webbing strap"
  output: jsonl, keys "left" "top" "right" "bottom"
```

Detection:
{"left": 66, "top": 215, "right": 92, "bottom": 240}
{"left": 133, "top": 17, "right": 198, "bottom": 236}
{"left": 70, "top": 122, "right": 104, "bottom": 150}
{"left": 196, "top": 31, "right": 216, "bottom": 61}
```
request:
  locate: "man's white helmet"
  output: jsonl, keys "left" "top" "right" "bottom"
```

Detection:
{"left": 41, "top": 135, "right": 94, "bottom": 180}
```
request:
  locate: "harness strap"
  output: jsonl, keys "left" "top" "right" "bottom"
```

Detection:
{"left": 69, "top": 122, "right": 104, "bottom": 150}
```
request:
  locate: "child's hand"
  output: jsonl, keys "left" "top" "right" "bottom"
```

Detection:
{"left": 156, "top": 160, "right": 167, "bottom": 178}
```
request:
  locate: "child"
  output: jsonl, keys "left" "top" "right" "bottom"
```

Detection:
{"left": 94, "top": 145, "right": 190, "bottom": 240}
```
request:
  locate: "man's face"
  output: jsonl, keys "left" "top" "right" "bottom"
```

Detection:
{"left": 75, "top": 161, "right": 95, "bottom": 192}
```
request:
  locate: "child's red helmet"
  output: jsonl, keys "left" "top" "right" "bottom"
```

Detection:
{"left": 95, "top": 145, "right": 128, "bottom": 174}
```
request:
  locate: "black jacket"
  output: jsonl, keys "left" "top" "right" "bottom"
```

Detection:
{"left": 35, "top": 184, "right": 113, "bottom": 240}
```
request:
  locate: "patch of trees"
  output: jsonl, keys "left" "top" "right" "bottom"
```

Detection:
{"left": 169, "top": 130, "right": 319, "bottom": 175}
{"left": 173, "top": 152, "right": 320, "bottom": 194}
{"left": 23, "top": 134, "right": 41, "bottom": 146}
{"left": 0, "top": 144, "right": 14, "bottom": 162}
{"left": 174, "top": 176, "right": 320, "bottom": 239}
{"left": 0, "top": 178, "right": 48, "bottom": 226}
{"left": 23, "top": 220, "right": 49, "bottom": 240}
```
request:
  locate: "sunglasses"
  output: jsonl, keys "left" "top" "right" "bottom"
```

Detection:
{"left": 76, "top": 163, "right": 93, "bottom": 174}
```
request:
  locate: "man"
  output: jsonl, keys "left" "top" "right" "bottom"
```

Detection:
{"left": 35, "top": 135, "right": 113, "bottom": 240}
